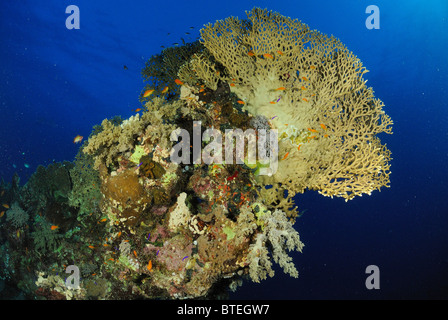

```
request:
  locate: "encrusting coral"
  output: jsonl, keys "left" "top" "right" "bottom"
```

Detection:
{"left": 0, "top": 7, "right": 392, "bottom": 300}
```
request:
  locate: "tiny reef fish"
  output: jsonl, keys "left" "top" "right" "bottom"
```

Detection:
{"left": 73, "top": 135, "right": 83, "bottom": 144}
{"left": 51, "top": 225, "right": 59, "bottom": 230}
{"left": 320, "top": 123, "right": 327, "bottom": 130}
{"left": 2, "top": 204, "right": 9, "bottom": 209}
{"left": 143, "top": 89, "right": 154, "bottom": 97}
{"left": 277, "top": 50, "right": 284, "bottom": 55}
{"left": 263, "top": 53, "right": 273, "bottom": 59}
{"left": 248, "top": 51, "right": 255, "bottom": 56}
{"left": 147, "top": 260, "right": 153, "bottom": 272}
{"left": 134, "top": 108, "right": 142, "bottom": 112}
{"left": 275, "top": 87, "right": 286, "bottom": 91}
{"left": 281, "top": 152, "right": 289, "bottom": 160}
{"left": 174, "top": 79, "right": 184, "bottom": 85}
{"left": 161, "top": 86, "right": 169, "bottom": 94}
{"left": 237, "top": 100, "right": 245, "bottom": 105}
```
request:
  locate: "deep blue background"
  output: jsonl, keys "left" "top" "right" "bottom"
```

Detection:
{"left": 1, "top": 0, "right": 447, "bottom": 299}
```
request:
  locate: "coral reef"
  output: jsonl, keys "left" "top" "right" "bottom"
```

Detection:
{"left": 0, "top": 7, "right": 392, "bottom": 300}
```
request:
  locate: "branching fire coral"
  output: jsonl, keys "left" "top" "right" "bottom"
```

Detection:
{"left": 194, "top": 7, "right": 393, "bottom": 201}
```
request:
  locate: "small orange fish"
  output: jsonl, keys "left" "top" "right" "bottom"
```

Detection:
{"left": 310, "top": 65, "right": 316, "bottom": 69}
{"left": 237, "top": 100, "right": 245, "bottom": 105}
{"left": 308, "top": 128, "right": 318, "bottom": 133}
{"left": 281, "top": 152, "right": 289, "bottom": 160}
{"left": 133, "top": 250, "right": 138, "bottom": 258}
{"left": 324, "top": 134, "right": 329, "bottom": 138}
{"left": 100, "top": 218, "right": 107, "bottom": 222}
{"left": 73, "top": 135, "right": 83, "bottom": 144}
{"left": 134, "top": 108, "right": 142, "bottom": 112}
{"left": 2, "top": 204, "right": 9, "bottom": 209}
{"left": 301, "top": 86, "right": 306, "bottom": 90}
{"left": 275, "top": 87, "right": 286, "bottom": 91}
{"left": 143, "top": 89, "right": 154, "bottom": 97}
{"left": 320, "top": 123, "right": 327, "bottom": 130}
{"left": 147, "top": 260, "right": 153, "bottom": 272}
{"left": 0, "top": 211, "right": 4, "bottom": 218}
{"left": 301, "top": 76, "right": 308, "bottom": 81}
{"left": 298, "top": 145, "right": 301, "bottom": 151}
{"left": 51, "top": 225, "right": 58, "bottom": 231}
{"left": 174, "top": 79, "right": 184, "bottom": 85}
{"left": 269, "top": 101, "right": 276, "bottom": 104}
{"left": 302, "top": 98, "right": 309, "bottom": 102}
{"left": 161, "top": 86, "right": 169, "bottom": 94}
{"left": 230, "top": 83, "right": 235, "bottom": 87}
{"left": 117, "top": 231, "right": 122, "bottom": 237}
{"left": 263, "top": 53, "right": 273, "bottom": 59}
{"left": 103, "top": 243, "right": 109, "bottom": 247}
{"left": 108, "top": 258, "right": 114, "bottom": 261}
{"left": 88, "top": 245, "right": 95, "bottom": 249}
{"left": 248, "top": 51, "right": 255, "bottom": 56}
{"left": 309, "top": 135, "right": 317, "bottom": 140}
{"left": 277, "top": 50, "right": 284, "bottom": 55}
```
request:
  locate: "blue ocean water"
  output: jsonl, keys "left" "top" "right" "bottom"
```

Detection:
{"left": 0, "top": 0, "right": 447, "bottom": 299}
